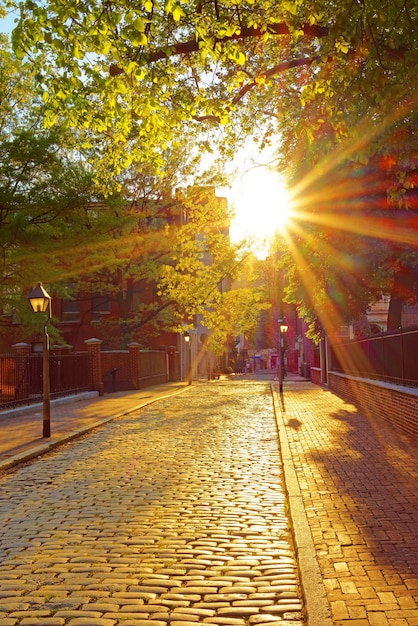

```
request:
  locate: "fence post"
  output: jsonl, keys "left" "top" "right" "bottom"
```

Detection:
{"left": 166, "top": 346, "right": 177, "bottom": 381}
{"left": 128, "top": 342, "right": 141, "bottom": 389}
{"left": 400, "top": 329, "right": 405, "bottom": 382}
{"left": 85, "top": 338, "right": 103, "bottom": 396}
{"left": 12, "top": 342, "right": 31, "bottom": 401}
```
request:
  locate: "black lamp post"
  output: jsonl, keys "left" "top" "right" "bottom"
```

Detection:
{"left": 184, "top": 331, "right": 192, "bottom": 385}
{"left": 28, "top": 282, "right": 52, "bottom": 438}
{"left": 278, "top": 318, "right": 289, "bottom": 394}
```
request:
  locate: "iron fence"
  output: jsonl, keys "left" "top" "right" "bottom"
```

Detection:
{"left": 330, "top": 328, "right": 418, "bottom": 388}
{"left": 138, "top": 350, "right": 168, "bottom": 386}
{"left": 0, "top": 352, "right": 94, "bottom": 410}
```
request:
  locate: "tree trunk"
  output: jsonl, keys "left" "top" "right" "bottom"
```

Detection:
{"left": 387, "top": 267, "right": 418, "bottom": 331}
{"left": 387, "top": 295, "right": 403, "bottom": 331}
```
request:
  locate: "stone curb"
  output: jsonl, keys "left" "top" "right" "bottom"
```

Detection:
{"left": 0, "top": 391, "right": 99, "bottom": 420}
{"left": 271, "top": 383, "right": 333, "bottom": 626}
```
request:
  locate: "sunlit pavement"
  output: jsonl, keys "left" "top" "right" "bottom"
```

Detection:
{"left": 0, "top": 381, "right": 305, "bottom": 626}
{"left": 1, "top": 376, "right": 418, "bottom": 625}
{"left": 272, "top": 381, "right": 418, "bottom": 626}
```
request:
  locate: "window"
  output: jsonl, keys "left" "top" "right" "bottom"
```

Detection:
{"left": 91, "top": 295, "right": 111, "bottom": 321}
{"left": 62, "top": 299, "right": 81, "bottom": 322}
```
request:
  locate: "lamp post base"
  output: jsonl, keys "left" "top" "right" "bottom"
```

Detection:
{"left": 43, "top": 418, "right": 51, "bottom": 438}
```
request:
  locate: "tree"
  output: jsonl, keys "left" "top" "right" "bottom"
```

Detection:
{"left": 4, "top": 0, "right": 417, "bottom": 338}
{"left": 279, "top": 152, "right": 418, "bottom": 342}
{"left": 68, "top": 181, "right": 259, "bottom": 348}
{"left": 191, "top": 255, "right": 270, "bottom": 358}
{"left": 0, "top": 37, "right": 265, "bottom": 352}
{"left": 258, "top": 1, "right": 417, "bottom": 339}
{"left": 0, "top": 38, "right": 129, "bottom": 340}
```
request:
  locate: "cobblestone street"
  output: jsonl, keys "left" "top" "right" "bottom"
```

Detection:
{"left": 0, "top": 382, "right": 304, "bottom": 626}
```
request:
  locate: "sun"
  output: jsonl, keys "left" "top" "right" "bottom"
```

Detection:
{"left": 227, "top": 159, "right": 293, "bottom": 251}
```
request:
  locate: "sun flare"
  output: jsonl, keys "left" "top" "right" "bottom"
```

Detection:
{"left": 227, "top": 157, "right": 293, "bottom": 254}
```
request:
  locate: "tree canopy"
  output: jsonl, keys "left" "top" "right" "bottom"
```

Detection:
{"left": 0, "top": 41, "right": 265, "bottom": 349}
{"left": 0, "top": 40, "right": 120, "bottom": 333}
{"left": 0, "top": 39, "right": 247, "bottom": 347}
{"left": 2, "top": 0, "right": 417, "bottom": 344}
{"left": 68, "top": 183, "right": 255, "bottom": 348}
{"left": 7, "top": 0, "right": 416, "bottom": 177}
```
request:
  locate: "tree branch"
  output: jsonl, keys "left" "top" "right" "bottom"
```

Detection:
{"left": 109, "top": 22, "right": 328, "bottom": 75}
{"left": 192, "top": 55, "right": 320, "bottom": 122}
{"left": 124, "top": 299, "right": 176, "bottom": 332}
{"left": 229, "top": 55, "right": 320, "bottom": 106}
{"left": 150, "top": 23, "right": 328, "bottom": 62}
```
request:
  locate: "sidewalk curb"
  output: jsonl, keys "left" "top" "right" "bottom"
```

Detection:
{"left": 271, "top": 384, "right": 333, "bottom": 626}
{"left": 0, "top": 385, "right": 191, "bottom": 472}
{"left": 0, "top": 391, "right": 99, "bottom": 421}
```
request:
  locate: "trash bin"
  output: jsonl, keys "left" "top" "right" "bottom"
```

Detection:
{"left": 106, "top": 367, "right": 118, "bottom": 393}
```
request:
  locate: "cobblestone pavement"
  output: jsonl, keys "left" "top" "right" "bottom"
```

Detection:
{"left": 273, "top": 384, "right": 418, "bottom": 626}
{"left": 0, "top": 381, "right": 304, "bottom": 626}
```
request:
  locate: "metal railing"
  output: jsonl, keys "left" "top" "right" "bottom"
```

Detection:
{"left": 0, "top": 352, "right": 94, "bottom": 410}
{"left": 330, "top": 328, "right": 418, "bottom": 388}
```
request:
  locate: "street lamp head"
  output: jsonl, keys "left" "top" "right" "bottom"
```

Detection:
{"left": 278, "top": 318, "right": 289, "bottom": 334}
{"left": 28, "top": 282, "right": 51, "bottom": 313}
{"left": 184, "top": 331, "right": 191, "bottom": 343}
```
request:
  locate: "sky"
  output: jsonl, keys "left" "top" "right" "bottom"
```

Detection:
{"left": 0, "top": 9, "right": 18, "bottom": 33}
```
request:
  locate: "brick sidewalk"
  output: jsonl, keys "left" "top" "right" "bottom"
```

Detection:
{"left": 273, "top": 383, "right": 418, "bottom": 626}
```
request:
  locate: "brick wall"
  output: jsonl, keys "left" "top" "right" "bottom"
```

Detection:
{"left": 101, "top": 351, "right": 131, "bottom": 392}
{"left": 310, "top": 367, "right": 322, "bottom": 385}
{"left": 327, "top": 371, "right": 418, "bottom": 440}
{"left": 101, "top": 348, "right": 171, "bottom": 392}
